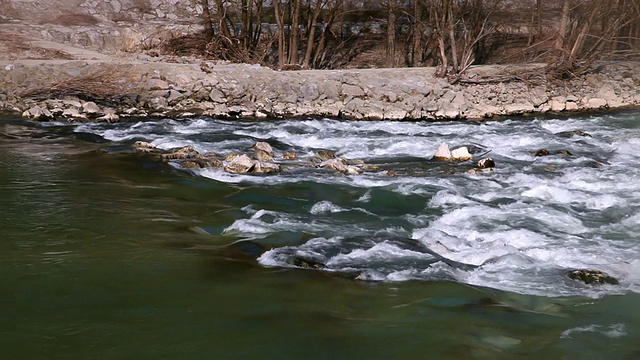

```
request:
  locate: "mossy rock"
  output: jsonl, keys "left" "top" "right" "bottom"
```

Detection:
{"left": 567, "top": 269, "right": 619, "bottom": 285}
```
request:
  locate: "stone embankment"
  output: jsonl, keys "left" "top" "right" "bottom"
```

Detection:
{"left": 1, "top": 59, "right": 640, "bottom": 122}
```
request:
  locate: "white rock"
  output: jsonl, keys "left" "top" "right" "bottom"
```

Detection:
{"left": 451, "top": 146, "right": 472, "bottom": 161}
{"left": 433, "top": 143, "right": 452, "bottom": 161}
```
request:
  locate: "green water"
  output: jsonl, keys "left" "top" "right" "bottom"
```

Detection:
{"left": 1, "top": 115, "right": 640, "bottom": 359}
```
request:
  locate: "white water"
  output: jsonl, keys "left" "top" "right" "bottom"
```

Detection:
{"left": 74, "top": 112, "right": 640, "bottom": 297}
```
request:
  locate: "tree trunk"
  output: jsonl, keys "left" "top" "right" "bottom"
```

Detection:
{"left": 214, "top": 0, "right": 233, "bottom": 40}
{"left": 447, "top": 1, "right": 459, "bottom": 72}
{"left": 556, "top": 0, "right": 570, "bottom": 50}
{"left": 303, "top": 0, "right": 323, "bottom": 68}
{"left": 274, "top": 0, "right": 287, "bottom": 68}
{"left": 288, "top": 0, "right": 302, "bottom": 64}
{"left": 241, "top": 0, "right": 249, "bottom": 48}
{"left": 313, "top": 0, "right": 342, "bottom": 67}
{"left": 201, "top": 0, "right": 214, "bottom": 42}
{"left": 412, "top": 0, "right": 423, "bottom": 66}
{"left": 386, "top": 0, "right": 397, "bottom": 68}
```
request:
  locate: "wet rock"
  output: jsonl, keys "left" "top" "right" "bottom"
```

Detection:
{"left": 282, "top": 152, "right": 298, "bottom": 160}
{"left": 134, "top": 141, "right": 156, "bottom": 152}
{"left": 310, "top": 150, "right": 336, "bottom": 162}
{"left": 477, "top": 157, "right": 496, "bottom": 169}
{"left": 292, "top": 257, "right": 326, "bottom": 270}
{"left": 567, "top": 269, "right": 619, "bottom": 285}
{"left": 361, "top": 164, "right": 381, "bottom": 172}
{"left": 224, "top": 154, "right": 255, "bottom": 173}
{"left": 179, "top": 155, "right": 222, "bottom": 169}
{"left": 555, "top": 130, "right": 592, "bottom": 138}
{"left": 433, "top": 143, "right": 472, "bottom": 161}
{"left": 252, "top": 161, "right": 282, "bottom": 174}
{"left": 162, "top": 145, "right": 199, "bottom": 160}
{"left": 534, "top": 149, "right": 550, "bottom": 157}
{"left": 451, "top": 146, "right": 472, "bottom": 161}
{"left": 432, "top": 143, "right": 452, "bottom": 161}
{"left": 319, "top": 158, "right": 363, "bottom": 175}
{"left": 251, "top": 141, "right": 274, "bottom": 162}
{"left": 534, "top": 149, "right": 573, "bottom": 157}
{"left": 254, "top": 149, "right": 274, "bottom": 162}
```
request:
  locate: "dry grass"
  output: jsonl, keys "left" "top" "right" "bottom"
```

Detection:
{"left": 0, "top": 30, "right": 73, "bottom": 60}
{"left": 40, "top": 14, "right": 100, "bottom": 27}
{"left": 18, "top": 63, "right": 142, "bottom": 105}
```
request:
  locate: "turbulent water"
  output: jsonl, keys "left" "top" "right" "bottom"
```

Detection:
{"left": 2, "top": 111, "right": 640, "bottom": 359}
{"left": 73, "top": 112, "right": 640, "bottom": 298}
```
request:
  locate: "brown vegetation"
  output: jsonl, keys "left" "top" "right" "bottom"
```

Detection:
{"left": 18, "top": 64, "right": 142, "bottom": 105}
{"left": 40, "top": 14, "right": 101, "bottom": 26}
{"left": 149, "top": 0, "right": 639, "bottom": 80}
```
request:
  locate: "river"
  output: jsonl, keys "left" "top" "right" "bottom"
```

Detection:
{"left": 1, "top": 111, "right": 639, "bottom": 359}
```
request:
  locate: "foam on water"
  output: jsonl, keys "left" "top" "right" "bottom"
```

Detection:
{"left": 74, "top": 113, "right": 640, "bottom": 297}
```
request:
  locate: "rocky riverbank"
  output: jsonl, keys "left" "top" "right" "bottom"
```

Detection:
{"left": 2, "top": 58, "right": 640, "bottom": 122}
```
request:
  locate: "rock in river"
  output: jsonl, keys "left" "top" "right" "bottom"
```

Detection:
{"left": 567, "top": 269, "right": 619, "bottom": 285}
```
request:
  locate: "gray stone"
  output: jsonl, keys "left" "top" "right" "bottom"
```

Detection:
{"left": 147, "top": 97, "right": 168, "bottom": 109}
{"left": 147, "top": 79, "right": 170, "bottom": 90}
{"left": 82, "top": 101, "right": 102, "bottom": 115}
{"left": 301, "top": 83, "right": 319, "bottom": 101}
{"left": 167, "top": 90, "right": 184, "bottom": 104}
{"left": 209, "top": 88, "right": 227, "bottom": 103}
{"left": 63, "top": 108, "right": 86, "bottom": 119}
{"left": 503, "top": 102, "right": 534, "bottom": 115}
{"left": 587, "top": 98, "right": 608, "bottom": 108}
{"left": 342, "top": 84, "right": 365, "bottom": 98}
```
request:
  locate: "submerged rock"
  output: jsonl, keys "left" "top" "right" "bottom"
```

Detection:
{"left": 282, "top": 152, "right": 298, "bottom": 160}
{"left": 556, "top": 130, "right": 592, "bottom": 138}
{"left": 292, "top": 257, "right": 326, "bottom": 270}
{"left": 567, "top": 269, "right": 619, "bottom": 285}
{"left": 319, "top": 158, "right": 362, "bottom": 175}
{"left": 468, "top": 157, "right": 495, "bottom": 174}
{"left": 477, "top": 157, "right": 496, "bottom": 169}
{"left": 534, "top": 148, "right": 573, "bottom": 157}
{"left": 316, "top": 150, "right": 336, "bottom": 160}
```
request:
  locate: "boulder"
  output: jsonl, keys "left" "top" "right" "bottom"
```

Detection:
{"left": 451, "top": 146, "right": 472, "bottom": 161}
{"left": 253, "top": 149, "right": 272, "bottom": 162}
{"left": 432, "top": 143, "right": 472, "bottom": 161}
{"left": 134, "top": 141, "right": 156, "bottom": 152}
{"left": 432, "top": 143, "right": 452, "bottom": 161}
{"left": 82, "top": 101, "right": 102, "bottom": 116}
{"left": 224, "top": 154, "right": 255, "bottom": 174}
{"left": 567, "top": 269, "right": 619, "bottom": 285}
{"left": 252, "top": 141, "right": 274, "bottom": 156}
{"left": 162, "top": 145, "right": 199, "bottom": 160}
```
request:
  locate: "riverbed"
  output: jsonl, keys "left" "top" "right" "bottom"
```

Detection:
{"left": 2, "top": 111, "right": 639, "bottom": 359}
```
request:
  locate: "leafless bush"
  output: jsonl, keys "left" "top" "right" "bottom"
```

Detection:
{"left": 18, "top": 64, "right": 142, "bottom": 105}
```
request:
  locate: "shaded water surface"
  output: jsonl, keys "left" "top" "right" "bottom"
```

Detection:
{"left": 1, "top": 112, "right": 640, "bottom": 359}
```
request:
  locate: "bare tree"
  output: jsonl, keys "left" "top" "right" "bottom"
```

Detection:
{"left": 386, "top": 0, "right": 397, "bottom": 67}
